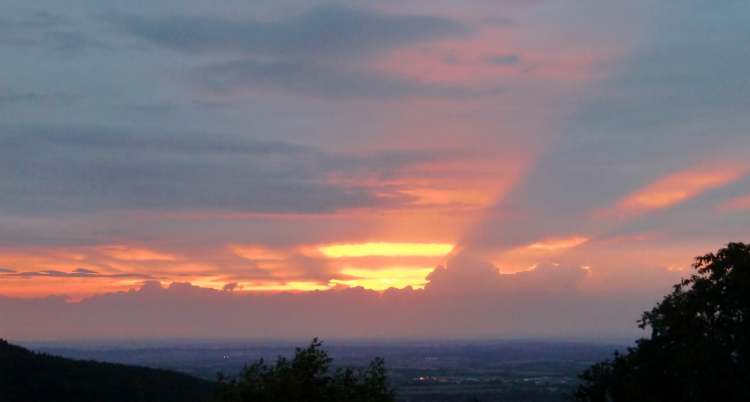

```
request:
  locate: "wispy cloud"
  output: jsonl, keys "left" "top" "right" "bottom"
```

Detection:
{"left": 608, "top": 166, "right": 745, "bottom": 217}
{"left": 197, "top": 59, "right": 481, "bottom": 99}
{"left": 1, "top": 267, "right": 153, "bottom": 279}
{"left": 111, "top": 5, "right": 477, "bottom": 99}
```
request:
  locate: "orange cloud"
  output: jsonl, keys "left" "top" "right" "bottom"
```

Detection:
{"left": 0, "top": 240, "right": 454, "bottom": 297}
{"left": 229, "top": 244, "right": 286, "bottom": 261}
{"left": 492, "top": 235, "right": 590, "bottom": 273}
{"left": 528, "top": 236, "right": 590, "bottom": 251}
{"left": 330, "top": 266, "right": 434, "bottom": 290}
{"left": 99, "top": 245, "right": 177, "bottom": 261}
{"left": 374, "top": 26, "right": 613, "bottom": 88}
{"left": 609, "top": 166, "right": 745, "bottom": 216}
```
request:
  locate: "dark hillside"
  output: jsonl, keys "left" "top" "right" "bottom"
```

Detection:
{"left": 0, "top": 339, "right": 214, "bottom": 402}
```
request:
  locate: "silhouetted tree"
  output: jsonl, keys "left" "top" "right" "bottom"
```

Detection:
{"left": 214, "top": 338, "right": 395, "bottom": 402}
{"left": 574, "top": 242, "right": 750, "bottom": 402}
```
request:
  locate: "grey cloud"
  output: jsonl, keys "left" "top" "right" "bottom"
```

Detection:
{"left": 222, "top": 282, "right": 239, "bottom": 292}
{"left": 486, "top": 54, "right": 521, "bottom": 65}
{"left": 198, "top": 59, "right": 478, "bottom": 99}
{"left": 122, "top": 102, "right": 175, "bottom": 115}
{"left": 111, "top": 5, "right": 476, "bottom": 99}
{"left": 482, "top": 16, "right": 514, "bottom": 27}
{"left": 426, "top": 255, "right": 589, "bottom": 295}
{"left": 112, "top": 4, "right": 468, "bottom": 59}
{"left": 42, "top": 31, "right": 109, "bottom": 54}
{"left": 0, "top": 268, "right": 16, "bottom": 273}
{"left": 0, "top": 89, "right": 79, "bottom": 109}
{"left": 0, "top": 124, "right": 463, "bottom": 215}
{"left": 0, "top": 11, "right": 67, "bottom": 35}
{"left": 1, "top": 124, "right": 309, "bottom": 155}
{"left": 0, "top": 89, "right": 45, "bottom": 107}
{"left": 0, "top": 12, "right": 106, "bottom": 54}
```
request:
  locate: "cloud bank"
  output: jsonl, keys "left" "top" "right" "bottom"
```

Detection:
{"left": 0, "top": 256, "right": 674, "bottom": 341}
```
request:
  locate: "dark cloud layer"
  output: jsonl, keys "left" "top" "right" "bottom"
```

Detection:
{"left": 0, "top": 124, "right": 473, "bottom": 215}
{"left": 198, "top": 59, "right": 478, "bottom": 99}
{"left": 112, "top": 4, "right": 468, "bottom": 58}
{"left": 112, "top": 4, "right": 476, "bottom": 99}
{"left": 0, "top": 88, "right": 78, "bottom": 109}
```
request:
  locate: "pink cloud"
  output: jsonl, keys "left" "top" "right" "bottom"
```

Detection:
{"left": 718, "top": 194, "right": 750, "bottom": 212}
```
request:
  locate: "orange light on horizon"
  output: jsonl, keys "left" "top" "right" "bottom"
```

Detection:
{"left": 330, "top": 266, "right": 434, "bottom": 290}
{"left": 236, "top": 281, "right": 330, "bottom": 292}
{"left": 318, "top": 242, "right": 454, "bottom": 258}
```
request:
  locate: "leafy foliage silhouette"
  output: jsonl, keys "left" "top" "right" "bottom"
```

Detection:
{"left": 214, "top": 338, "right": 395, "bottom": 402}
{"left": 574, "top": 242, "right": 750, "bottom": 402}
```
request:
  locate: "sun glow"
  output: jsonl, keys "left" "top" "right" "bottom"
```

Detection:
{"left": 318, "top": 242, "right": 454, "bottom": 258}
{"left": 237, "top": 281, "right": 331, "bottom": 292}
{"left": 330, "top": 267, "right": 434, "bottom": 290}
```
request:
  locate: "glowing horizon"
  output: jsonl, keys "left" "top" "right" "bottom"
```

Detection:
{"left": 318, "top": 242, "right": 455, "bottom": 258}
{"left": 330, "top": 266, "right": 435, "bottom": 290}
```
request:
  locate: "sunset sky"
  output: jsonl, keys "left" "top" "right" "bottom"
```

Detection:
{"left": 1, "top": 0, "right": 749, "bottom": 340}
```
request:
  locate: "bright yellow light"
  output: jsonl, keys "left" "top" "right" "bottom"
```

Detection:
{"left": 319, "top": 242, "right": 454, "bottom": 258}
{"left": 330, "top": 266, "right": 434, "bottom": 290}
{"left": 247, "top": 281, "right": 329, "bottom": 292}
{"left": 235, "top": 281, "right": 331, "bottom": 292}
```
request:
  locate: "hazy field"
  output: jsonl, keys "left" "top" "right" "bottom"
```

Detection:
{"left": 25, "top": 340, "right": 625, "bottom": 402}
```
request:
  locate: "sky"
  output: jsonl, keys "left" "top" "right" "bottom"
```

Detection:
{"left": 1, "top": 0, "right": 749, "bottom": 341}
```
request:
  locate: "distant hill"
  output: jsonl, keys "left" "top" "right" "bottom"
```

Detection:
{"left": 0, "top": 339, "right": 215, "bottom": 402}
